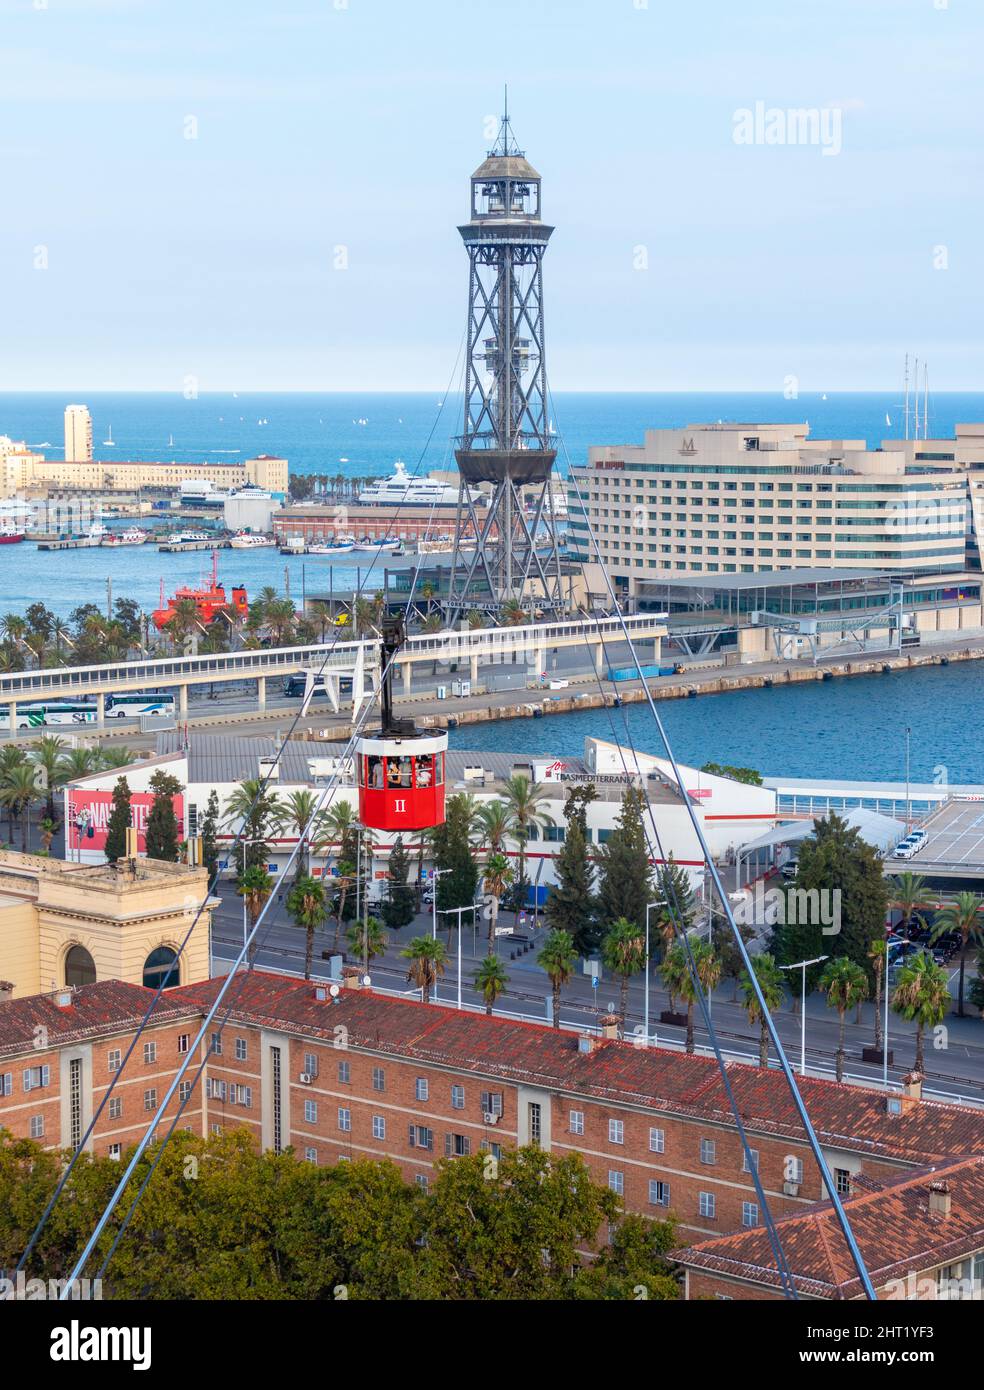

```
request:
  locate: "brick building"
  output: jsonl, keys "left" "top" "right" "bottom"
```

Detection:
{"left": 3, "top": 973, "right": 984, "bottom": 1246}
{"left": 674, "top": 1156, "right": 984, "bottom": 1300}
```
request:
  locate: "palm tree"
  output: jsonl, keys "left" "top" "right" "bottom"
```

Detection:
{"left": 477, "top": 799, "right": 513, "bottom": 854}
{"left": 892, "top": 951, "right": 952, "bottom": 1074}
{"left": 346, "top": 914, "right": 388, "bottom": 975}
{"left": 661, "top": 939, "right": 721, "bottom": 1053}
{"left": 538, "top": 929, "right": 577, "bottom": 1030}
{"left": 890, "top": 872, "right": 930, "bottom": 939}
{"left": 237, "top": 863, "right": 273, "bottom": 971}
{"left": 0, "top": 745, "right": 25, "bottom": 840}
{"left": 222, "top": 777, "right": 280, "bottom": 852}
{"left": 466, "top": 610, "right": 485, "bottom": 631}
{"left": 286, "top": 874, "right": 327, "bottom": 980}
{"left": 739, "top": 953, "right": 786, "bottom": 1069}
{"left": 313, "top": 800, "right": 358, "bottom": 867}
{"left": 818, "top": 957, "right": 869, "bottom": 1082}
{"left": 503, "top": 773, "right": 554, "bottom": 917}
{"left": 500, "top": 599, "right": 527, "bottom": 627}
{"left": 1, "top": 614, "right": 26, "bottom": 645}
{"left": 27, "top": 733, "right": 67, "bottom": 822}
{"left": 272, "top": 789, "right": 322, "bottom": 877}
{"left": 99, "top": 745, "right": 137, "bottom": 770}
{"left": 57, "top": 746, "right": 100, "bottom": 781}
{"left": 473, "top": 956, "right": 509, "bottom": 1015}
{"left": 932, "top": 891, "right": 984, "bottom": 1017}
{"left": 0, "top": 762, "right": 40, "bottom": 850}
{"left": 401, "top": 935, "right": 447, "bottom": 1003}
{"left": 602, "top": 917, "right": 646, "bottom": 1032}
{"left": 481, "top": 851, "right": 514, "bottom": 952}
{"left": 869, "top": 937, "right": 889, "bottom": 1055}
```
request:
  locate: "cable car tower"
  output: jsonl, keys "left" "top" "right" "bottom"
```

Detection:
{"left": 447, "top": 104, "right": 566, "bottom": 621}
{"left": 356, "top": 615, "right": 447, "bottom": 833}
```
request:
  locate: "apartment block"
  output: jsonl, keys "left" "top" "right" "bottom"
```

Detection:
{"left": 0, "top": 443, "right": 288, "bottom": 500}
{"left": 568, "top": 422, "right": 974, "bottom": 596}
{"left": 63, "top": 405, "right": 93, "bottom": 463}
{"left": 3, "top": 975, "right": 983, "bottom": 1245}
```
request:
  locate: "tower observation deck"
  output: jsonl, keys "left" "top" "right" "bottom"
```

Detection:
{"left": 446, "top": 109, "right": 566, "bottom": 619}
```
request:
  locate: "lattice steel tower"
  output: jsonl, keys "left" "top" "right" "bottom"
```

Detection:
{"left": 446, "top": 109, "right": 565, "bottom": 619}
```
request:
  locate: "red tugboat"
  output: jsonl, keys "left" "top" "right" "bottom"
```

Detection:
{"left": 151, "top": 550, "right": 248, "bottom": 631}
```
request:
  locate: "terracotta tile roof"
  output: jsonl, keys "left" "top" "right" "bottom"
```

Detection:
{"left": 673, "top": 1155, "right": 984, "bottom": 1299}
{"left": 0, "top": 981, "right": 197, "bottom": 1057}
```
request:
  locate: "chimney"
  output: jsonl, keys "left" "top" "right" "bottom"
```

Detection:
{"left": 0, "top": 980, "right": 14, "bottom": 1003}
{"left": 903, "top": 1070, "right": 924, "bottom": 1104}
{"left": 577, "top": 1033, "right": 597, "bottom": 1055}
{"left": 341, "top": 966, "right": 364, "bottom": 991}
{"left": 928, "top": 1181, "right": 952, "bottom": 1218}
{"left": 599, "top": 1014, "right": 620, "bottom": 1041}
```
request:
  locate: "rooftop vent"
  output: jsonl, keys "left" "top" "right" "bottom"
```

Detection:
{"left": 928, "top": 1181, "right": 952, "bottom": 1218}
{"left": 599, "top": 1014, "right": 620, "bottom": 1041}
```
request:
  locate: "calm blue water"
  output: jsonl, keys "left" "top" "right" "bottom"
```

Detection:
{"left": 451, "top": 660, "right": 984, "bottom": 785}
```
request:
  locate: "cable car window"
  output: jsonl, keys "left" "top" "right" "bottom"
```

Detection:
{"left": 366, "top": 756, "right": 383, "bottom": 788}
{"left": 416, "top": 756, "right": 433, "bottom": 788}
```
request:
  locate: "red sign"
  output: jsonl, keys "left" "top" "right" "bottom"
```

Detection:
{"left": 66, "top": 790, "right": 185, "bottom": 854}
{"left": 687, "top": 788, "right": 713, "bottom": 800}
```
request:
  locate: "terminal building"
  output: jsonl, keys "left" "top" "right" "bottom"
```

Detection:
{"left": 568, "top": 421, "right": 981, "bottom": 598}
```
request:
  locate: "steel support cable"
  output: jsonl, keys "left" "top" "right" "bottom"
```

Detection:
{"left": 58, "top": 360, "right": 470, "bottom": 1294}
{"left": 576, "top": 620, "right": 799, "bottom": 1298}
{"left": 551, "top": 396, "right": 876, "bottom": 1300}
{"left": 23, "top": 343, "right": 466, "bottom": 1277}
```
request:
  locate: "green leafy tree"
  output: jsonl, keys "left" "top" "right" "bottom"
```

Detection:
{"left": 892, "top": 951, "right": 952, "bottom": 1073}
{"left": 286, "top": 874, "right": 327, "bottom": 980}
{"left": 381, "top": 834, "right": 415, "bottom": 929}
{"left": 651, "top": 855, "right": 697, "bottom": 961}
{"left": 601, "top": 915, "right": 646, "bottom": 1032}
{"left": 473, "top": 956, "right": 509, "bottom": 1015}
{"left": 739, "top": 953, "right": 786, "bottom": 1069}
{"left": 545, "top": 815, "right": 597, "bottom": 956}
{"left": 104, "top": 776, "right": 132, "bottom": 864}
{"left": 538, "top": 928, "right": 577, "bottom": 1030}
{"left": 145, "top": 770, "right": 182, "bottom": 862}
{"left": 818, "top": 956, "right": 869, "bottom": 1082}
{"left": 890, "top": 872, "right": 930, "bottom": 939}
{"left": 200, "top": 789, "right": 220, "bottom": 882}
{"left": 433, "top": 793, "right": 479, "bottom": 917}
{"left": 712, "top": 916, "right": 756, "bottom": 1001}
{"left": 595, "top": 787, "right": 652, "bottom": 938}
{"left": 932, "top": 891, "right": 984, "bottom": 1018}
{"left": 660, "top": 939, "right": 721, "bottom": 1053}
{"left": 699, "top": 762, "right": 763, "bottom": 786}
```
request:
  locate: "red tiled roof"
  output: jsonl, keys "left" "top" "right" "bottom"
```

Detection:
{"left": 673, "top": 1155, "right": 984, "bottom": 1299}
{"left": 0, "top": 981, "right": 195, "bottom": 1055}
{"left": 4, "top": 974, "right": 984, "bottom": 1171}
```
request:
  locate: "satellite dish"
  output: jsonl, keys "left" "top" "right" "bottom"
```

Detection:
{"left": 329, "top": 984, "right": 340, "bottom": 998}
{"left": 362, "top": 975, "right": 372, "bottom": 987}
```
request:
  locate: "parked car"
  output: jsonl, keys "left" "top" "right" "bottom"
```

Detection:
{"left": 780, "top": 858, "right": 799, "bottom": 881}
{"left": 893, "top": 838, "right": 917, "bottom": 859}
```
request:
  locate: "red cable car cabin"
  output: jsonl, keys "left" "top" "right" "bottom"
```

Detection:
{"left": 357, "top": 732, "right": 447, "bottom": 832}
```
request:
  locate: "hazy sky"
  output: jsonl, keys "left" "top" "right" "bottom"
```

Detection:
{"left": 2, "top": 0, "right": 982, "bottom": 392}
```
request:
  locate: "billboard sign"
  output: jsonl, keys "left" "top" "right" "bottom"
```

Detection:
{"left": 66, "top": 790, "right": 185, "bottom": 855}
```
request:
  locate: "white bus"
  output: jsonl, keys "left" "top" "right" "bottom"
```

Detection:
{"left": 105, "top": 692, "right": 176, "bottom": 719}
{"left": 15, "top": 701, "right": 98, "bottom": 729}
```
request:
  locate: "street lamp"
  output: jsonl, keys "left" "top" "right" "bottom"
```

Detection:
{"left": 779, "top": 956, "right": 828, "bottom": 1076}
{"left": 904, "top": 725, "right": 912, "bottom": 832}
{"left": 439, "top": 902, "right": 482, "bottom": 1011}
{"left": 644, "top": 899, "right": 665, "bottom": 1047}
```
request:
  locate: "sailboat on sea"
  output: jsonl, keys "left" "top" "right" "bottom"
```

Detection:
{"left": 103, "top": 425, "right": 116, "bottom": 447}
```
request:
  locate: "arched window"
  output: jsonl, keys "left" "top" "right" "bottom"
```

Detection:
{"left": 64, "top": 945, "right": 96, "bottom": 988}
{"left": 143, "top": 947, "right": 179, "bottom": 991}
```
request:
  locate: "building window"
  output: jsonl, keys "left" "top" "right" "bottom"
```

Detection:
{"left": 177, "top": 1034, "right": 190, "bottom": 1054}
{"left": 372, "top": 1066, "right": 385, "bottom": 1092}
{"left": 107, "top": 1049, "right": 122, "bottom": 1073}
{"left": 109, "top": 1096, "right": 122, "bottom": 1120}
{"left": 210, "top": 1033, "right": 222, "bottom": 1056}
{"left": 108, "top": 1143, "right": 121, "bottom": 1161}
{"left": 235, "top": 1038, "right": 247, "bottom": 1061}
{"left": 304, "top": 1099, "right": 318, "bottom": 1124}
{"left": 834, "top": 1168, "right": 851, "bottom": 1197}
{"left": 787, "top": 1157, "right": 804, "bottom": 1185}
{"left": 415, "top": 1077, "right": 429, "bottom": 1102}
{"left": 608, "top": 1170, "right": 624, "bottom": 1196}
{"left": 569, "top": 1110, "right": 585, "bottom": 1136}
{"left": 445, "top": 1133, "right": 471, "bottom": 1157}
{"left": 69, "top": 1058, "right": 82, "bottom": 1151}
{"left": 700, "top": 1138, "right": 716, "bottom": 1165}
{"left": 143, "top": 1042, "right": 156, "bottom": 1065}
{"left": 742, "top": 1148, "right": 759, "bottom": 1173}
{"left": 144, "top": 1089, "right": 157, "bottom": 1112}
{"left": 481, "top": 1091, "right": 503, "bottom": 1118}
{"left": 414, "top": 1174, "right": 429, "bottom": 1190}
{"left": 608, "top": 1118, "right": 624, "bottom": 1145}
{"left": 23, "top": 1065, "right": 50, "bottom": 1092}
{"left": 649, "top": 1180, "right": 670, "bottom": 1207}
{"left": 64, "top": 944, "right": 96, "bottom": 988}
{"left": 143, "top": 946, "right": 179, "bottom": 991}
{"left": 338, "top": 1060, "right": 350, "bottom": 1084}
{"left": 742, "top": 1201, "right": 759, "bottom": 1228}
{"left": 409, "top": 1125, "right": 433, "bottom": 1150}
{"left": 304, "top": 1147, "right": 318, "bottom": 1164}
{"left": 528, "top": 1101, "right": 542, "bottom": 1146}
{"left": 338, "top": 1107, "right": 352, "bottom": 1133}
{"left": 303, "top": 1052, "right": 319, "bottom": 1078}
{"left": 30, "top": 1114, "right": 45, "bottom": 1139}
{"left": 372, "top": 1115, "right": 386, "bottom": 1140}
{"left": 649, "top": 1127, "right": 665, "bottom": 1153}
{"left": 699, "top": 1192, "right": 716, "bottom": 1219}
{"left": 271, "top": 1046, "right": 282, "bottom": 1154}
{"left": 0, "top": 1073, "right": 10, "bottom": 1097}
{"left": 451, "top": 1085, "right": 465, "bottom": 1110}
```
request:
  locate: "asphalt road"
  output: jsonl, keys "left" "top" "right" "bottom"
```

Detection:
{"left": 209, "top": 898, "right": 984, "bottom": 1107}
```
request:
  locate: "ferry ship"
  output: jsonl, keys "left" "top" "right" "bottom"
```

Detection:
{"left": 151, "top": 552, "right": 248, "bottom": 630}
{"left": 165, "top": 529, "right": 213, "bottom": 545}
{"left": 75, "top": 522, "right": 108, "bottom": 547}
{"left": 101, "top": 526, "right": 149, "bottom": 547}
{"left": 229, "top": 531, "right": 276, "bottom": 549}
{"left": 0, "top": 523, "right": 25, "bottom": 545}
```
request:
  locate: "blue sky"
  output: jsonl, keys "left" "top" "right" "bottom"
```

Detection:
{"left": 2, "top": 0, "right": 982, "bottom": 392}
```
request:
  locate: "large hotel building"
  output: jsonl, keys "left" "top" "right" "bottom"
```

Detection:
{"left": 568, "top": 422, "right": 984, "bottom": 600}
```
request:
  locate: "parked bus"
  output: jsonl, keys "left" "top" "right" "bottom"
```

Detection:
{"left": 14, "top": 701, "right": 98, "bottom": 729}
{"left": 105, "top": 692, "right": 176, "bottom": 719}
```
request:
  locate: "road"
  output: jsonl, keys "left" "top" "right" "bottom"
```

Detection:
{"left": 208, "top": 897, "right": 984, "bottom": 1107}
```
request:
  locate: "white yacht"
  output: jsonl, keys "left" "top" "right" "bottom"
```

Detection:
{"left": 308, "top": 536, "right": 356, "bottom": 555}
{"left": 356, "top": 461, "right": 481, "bottom": 508}
{"left": 165, "top": 529, "right": 212, "bottom": 545}
{"left": 229, "top": 531, "right": 276, "bottom": 549}
{"left": 101, "top": 526, "right": 149, "bottom": 547}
